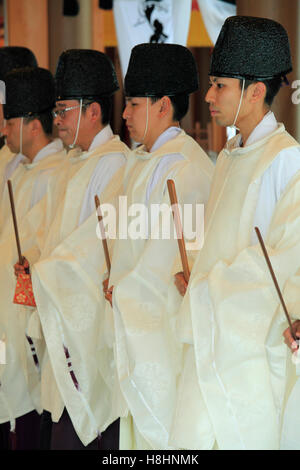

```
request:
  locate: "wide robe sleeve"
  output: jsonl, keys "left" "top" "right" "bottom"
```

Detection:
{"left": 172, "top": 169, "right": 300, "bottom": 450}
{"left": 111, "top": 155, "right": 213, "bottom": 450}
{"left": 31, "top": 211, "right": 128, "bottom": 446}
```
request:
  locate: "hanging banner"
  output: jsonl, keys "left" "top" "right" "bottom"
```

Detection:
{"left": 113, "top": 0, "right": 192, "bottom": 79}
{"left": 196, "top": 0, "right": 236, "bottom": 44}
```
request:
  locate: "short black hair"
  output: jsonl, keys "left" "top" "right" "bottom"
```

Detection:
{"left": 81, "top": 97, "right": 113, "bottom": 125}
{"left": 24, "top": 110, "right": 53, "bottom": 136}
{"left": 239, "top": 77, "right": 282, "bottom": 106}
{"left": 150, "top": 94, "right": 189, "bottom": 121}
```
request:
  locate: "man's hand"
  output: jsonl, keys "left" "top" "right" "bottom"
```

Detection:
{"left": 14, "top": 257, "right": 30, "bottom": 279}
{"left": 174, "top": 271, "right": 188, "bottom": 297}
{"left": 103, "top": 277, "right": 114, "bottom": 307}
{"left": 283, "top": 320, "right": 300, "bottom": 351}
{"left": 105, "top": 286, "right": 114, "bottom": 308}
{"left": 102, "top": 278, "right": 109, "bottom": 295}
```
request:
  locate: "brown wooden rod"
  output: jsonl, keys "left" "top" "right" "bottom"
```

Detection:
{"left": 95, "top": 195, "right": 111, "bottom": 275}
{"left": 7, "top": 180, "right": 23, "bottom": 264}
{"left": 255, "top": 226, "right": 296, "bottom": 340}
{"left": 167, "top": 179, "right": 190, "bottom": 283}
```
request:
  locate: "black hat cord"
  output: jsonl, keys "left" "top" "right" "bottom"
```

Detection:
{"left": 69, "top": 98, "right": 83, "bottom": 149}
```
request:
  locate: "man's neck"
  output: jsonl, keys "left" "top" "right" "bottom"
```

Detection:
{"left": 144, "top": 122, "right": 180, "bottom": 152}
{"left": 25, "top": 135, "right": 52, "bottom": 162}
{"left": 80, "top": 124, "right": 104, "bottom": 152}
{"left": 238, "top": 107, "right": 270, "bottom": 146}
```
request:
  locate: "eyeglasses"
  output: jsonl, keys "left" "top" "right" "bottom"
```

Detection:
{"left": 52, "top": 103, "right": 88, "bottom": 119}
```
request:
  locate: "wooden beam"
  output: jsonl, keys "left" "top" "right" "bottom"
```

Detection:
{"left": 6, "top": 0, "right": 49, "bottom": 69}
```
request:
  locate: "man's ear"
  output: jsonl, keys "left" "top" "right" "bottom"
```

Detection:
{"left": 159, "top": 96, "right": 171, "bottom": 117}
{"left": 88, "top": 102, "right": 101, "bottom": 123}
{"left": 29, "top": 118, "right": 42, "bottom": 136}
{"left": 250, "top": 82, "right": 266, "bottom": 103}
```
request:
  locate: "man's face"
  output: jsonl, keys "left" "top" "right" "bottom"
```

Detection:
{"left": 53, "top": 99, "right": 87, "bottom": 147}
{"left": 123, "top": 97, "right": 160, "bottom": 147}
{"left": 2, "top": 117, "right": 30, "bottom": 154}
{"left": 205, "top": 76, "right": 245, "bottom": 127}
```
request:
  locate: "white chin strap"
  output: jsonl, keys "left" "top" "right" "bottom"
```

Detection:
{"left": 19, "top": 117, "right": 23, "bottom": 154}
{"left": 141, "top": 97, "right": 149, "bottom": 144}
{"left": 230, "top": 78, "right": 245, "bottom": 129}
{"left": 69, "top": 99, "right": 83, "bottom": 149}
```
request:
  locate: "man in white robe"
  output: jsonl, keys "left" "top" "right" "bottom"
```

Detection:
{"left": 104, "top": 43, "right": 214, "bottom": 449}
{"left": 171, "top": 16, "right": 300, "bottom": 450}
{"left": 0, "top": 47, "right": 38, "bottom": 201}
{"left": 0, "top": 67, "right": 66, "bottom": 450}
{"left": 17, "top": 50, "right": 129, "bottom": 449}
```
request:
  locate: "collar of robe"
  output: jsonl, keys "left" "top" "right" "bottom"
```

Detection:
{"left": 22, "top": 139, "right": 65, "bottom": 170}
{"left": 23, "top": 161, "right": 38, "bottom": 170}
{"left": 224, "top": 123, "right": 286, "bottom": 157}
{"left": 68, "top": 147, "right": 92, "bottom": 163}
{"left": 134, "top": 145, "right": 153, "bottom": 160}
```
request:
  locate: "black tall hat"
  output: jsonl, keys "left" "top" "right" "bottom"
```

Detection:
{"left": 55, "top": 49, "right": 119, "bottom": 100}
{"left": 4, "top": 67, "right": 55, "bottom": 120}
{"left": 209, "top": 16, "right": 292, "bottom": 81}
{"left": 0, "top": 47, "right": 38, "bottom": 81}
{"left": 124, "top": 43, "right": 199, "bottom": 97}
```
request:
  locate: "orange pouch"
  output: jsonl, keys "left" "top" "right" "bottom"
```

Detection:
{"left": 13, "top": 273, "right": 36, "bottom": 307}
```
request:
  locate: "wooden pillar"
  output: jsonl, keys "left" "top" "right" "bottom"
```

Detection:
{"left": 6, "top": 0, "right": 49, "bottom": 69}
{"left": 236, "top": 0, "right": 299, "bottom": 139}
{"left": 92, "top": 0, "right": 104, "bottom": 52}
{"left": 48, "top": 0, "right": 92, "bottom": 74}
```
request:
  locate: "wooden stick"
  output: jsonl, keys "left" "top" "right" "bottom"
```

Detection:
{"left": 7, "top": 180, "right": 23, "bottom": 264}
{"left": 95, "top": 195, "right": 111, "bottom": 275}
{"left": 167, "top": 179, "right": 190, "bottom": 283}
{"left": 255, "top": 226, "right": 296, "bottom": 340}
